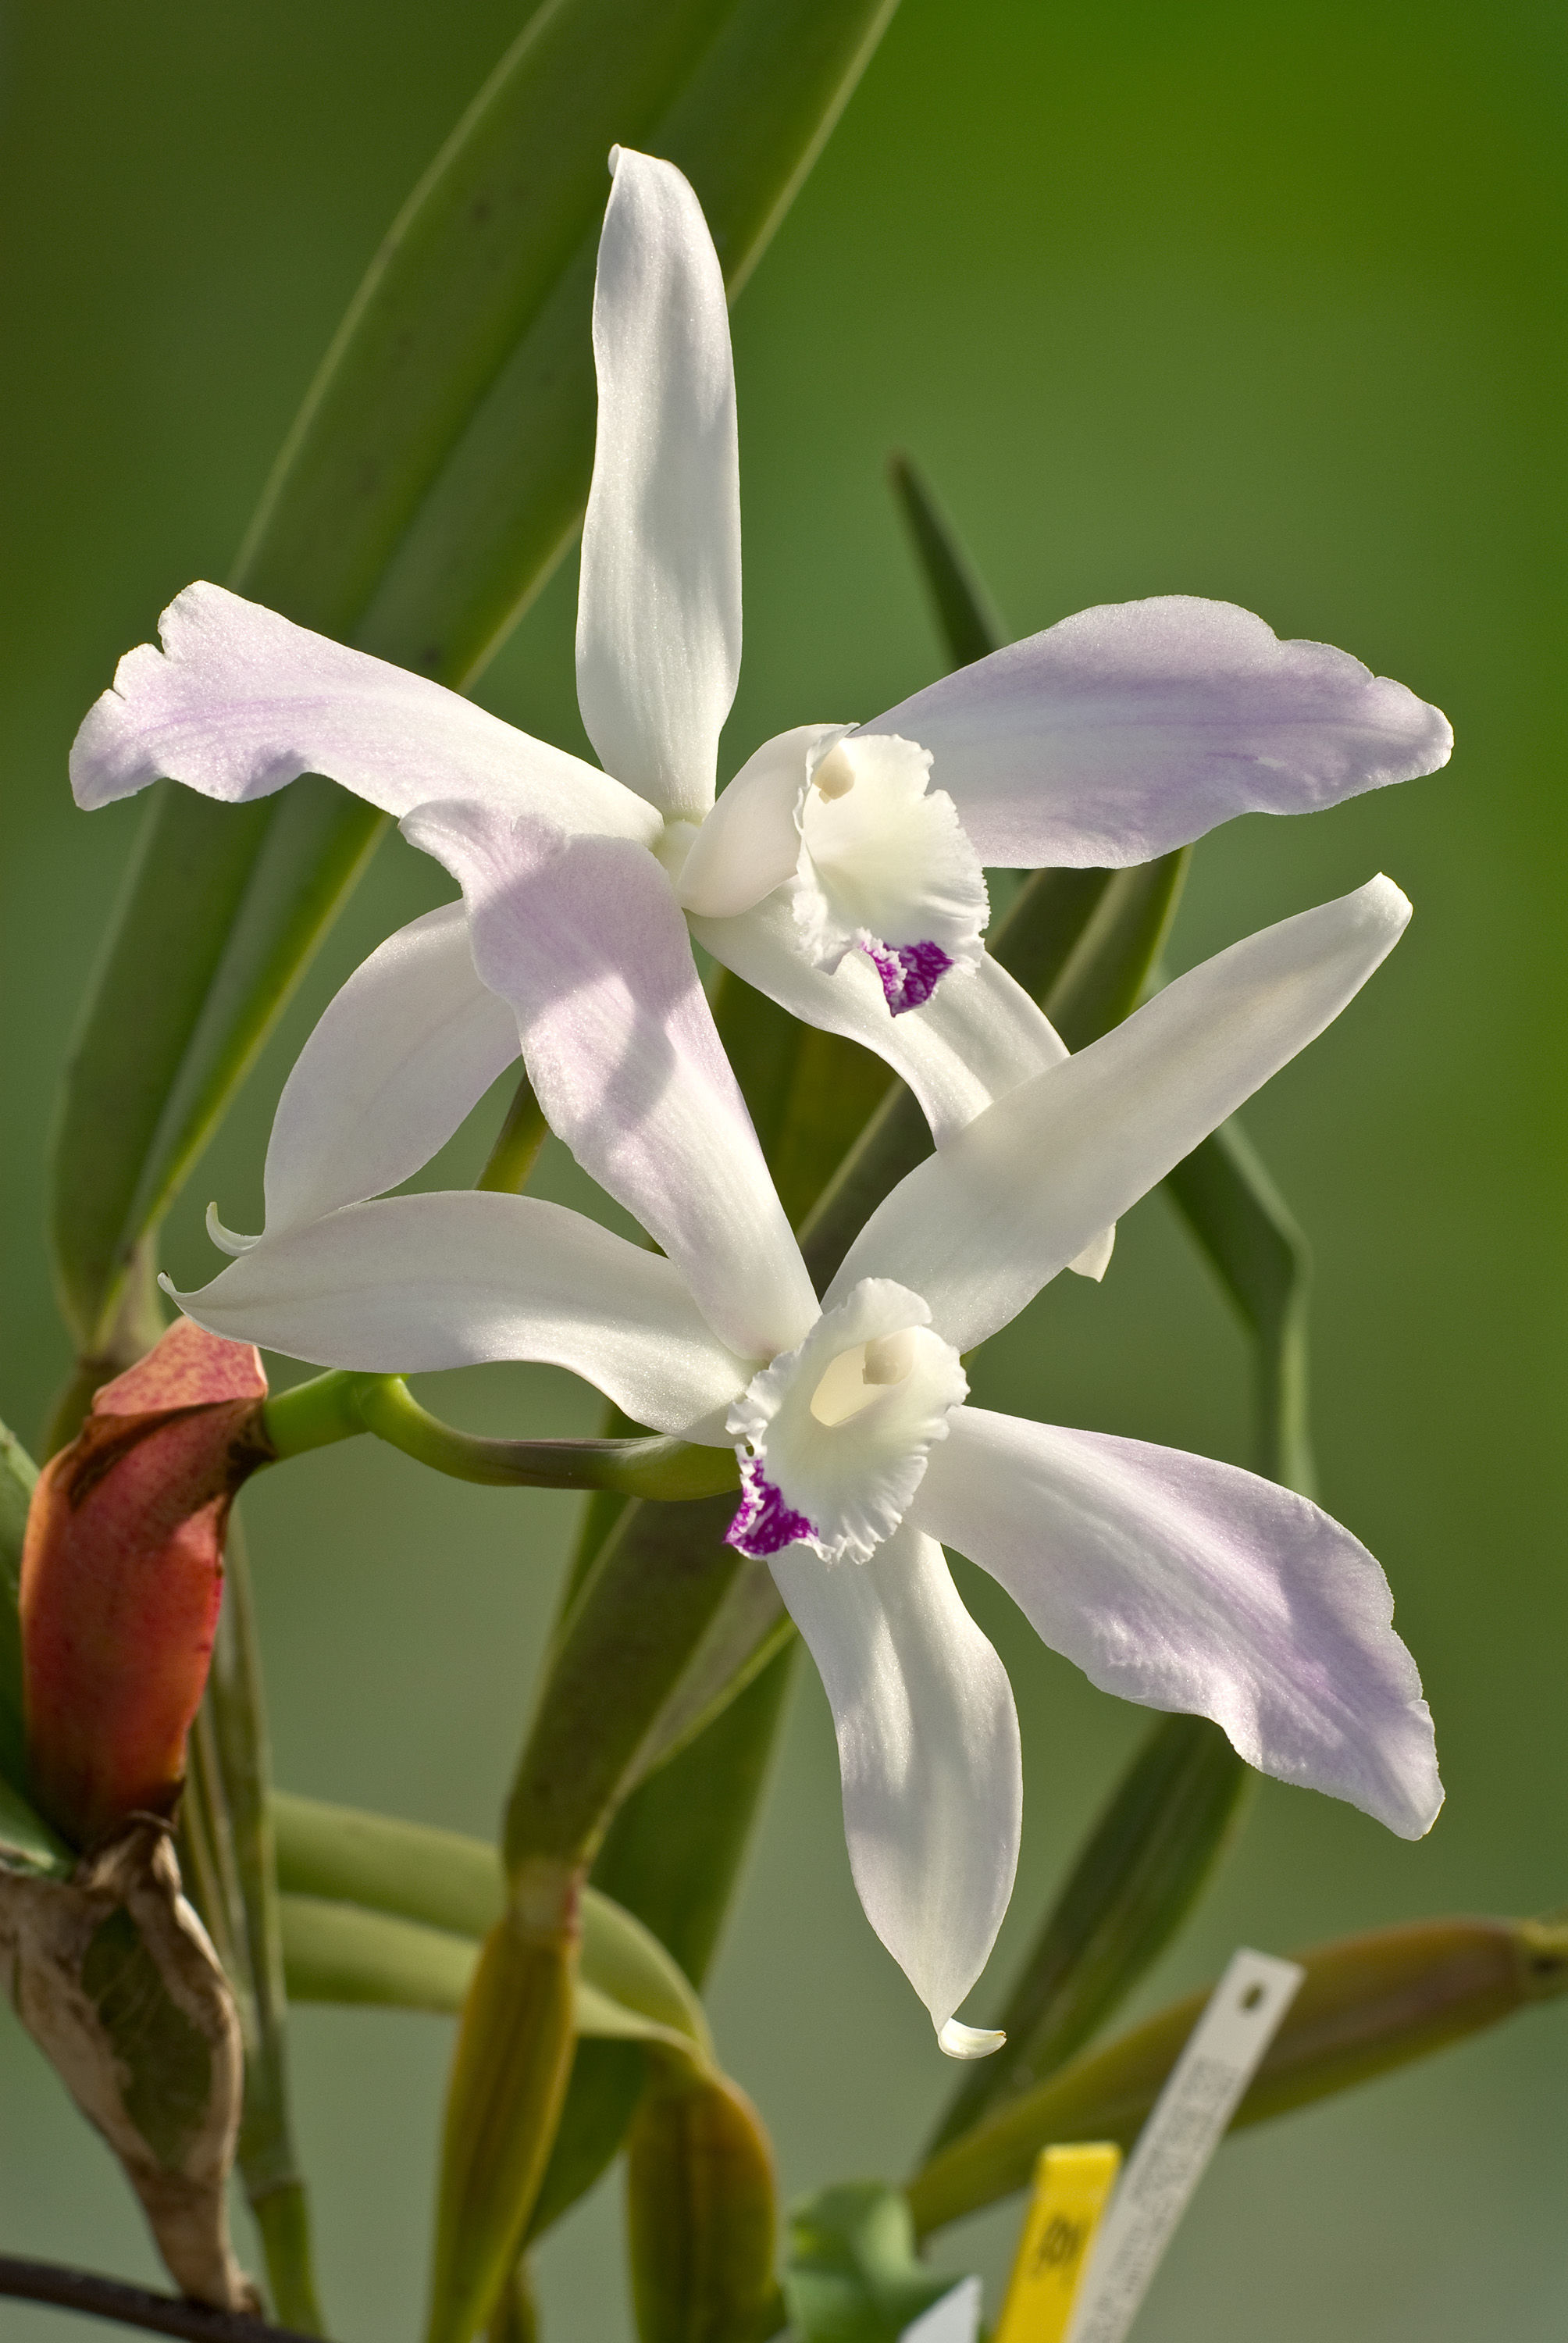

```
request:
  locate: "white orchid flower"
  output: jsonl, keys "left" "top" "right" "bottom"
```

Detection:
{"left": 71, "top": 148, "right": 1452, "bottom": 1276}
{"left": 159, "top": 872, "right": 1441, "bottom": 2053}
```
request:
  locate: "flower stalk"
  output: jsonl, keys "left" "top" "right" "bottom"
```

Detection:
{"left": 259, "top": 1371, "right": 738, "bottom": 1502}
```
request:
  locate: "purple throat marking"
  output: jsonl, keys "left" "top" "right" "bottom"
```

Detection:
{"left": 866, "top": 938, "right": 953, "bottom": 1015}
{"left": 727, "top": 1459, "right": 817, "bottom": 1559}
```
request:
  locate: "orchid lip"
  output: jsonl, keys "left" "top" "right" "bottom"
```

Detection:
{"left": 865, "top": 938, "right": 954, "bottom": 1015}
{"left": 727, "top": 1457, "right": 818, "bottom": 1559}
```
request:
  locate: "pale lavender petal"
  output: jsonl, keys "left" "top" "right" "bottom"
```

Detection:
{"left": 830, "top": 878, "right": 1409, "bottom": 1350}
{"left": 168, "top": 1192, "right": 750, "bottom": 1435}
{"left": 913, "top": 1408, "right": 1441, "bottom": 1838}
{"left": 401, "top": 797, "right": 818, "bottom": 1364}
{"left": 69, "top": 580, "right": 654, "bottom": 839}
{"left": 576, "top": 148, "right": 741, "bottom": 820}
{"left": 261, "top": 903, "right": 518, "bottom": 1234}
{"left": 768, "top": 1523, "right": 1021, "bottom": 2039}
{"left": 858, "top": 597, "right": 1452, "bottom": 868}
{"left": 693, "top": 897, "right": 1067, "bottom": 1147}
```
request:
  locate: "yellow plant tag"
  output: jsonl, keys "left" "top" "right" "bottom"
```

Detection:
{"left": 992, "top": 2142, "right": 1121, "bottom": 2343}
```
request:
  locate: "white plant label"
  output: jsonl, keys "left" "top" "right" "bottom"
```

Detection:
{"left": 1064, "top": 1945, "right": 1304, "bottom": 2343}
{"left": 900, "top": 2273, "right": 983, "bottom": 2343}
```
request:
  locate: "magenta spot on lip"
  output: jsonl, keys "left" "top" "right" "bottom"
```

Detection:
{"left": 726, "top": 1459, "right": 817, "bottom": 1559}
{"left": 865, "top": 938, "right": 953, "bottom": 1015}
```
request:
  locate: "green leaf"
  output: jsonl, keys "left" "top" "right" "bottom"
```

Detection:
{"left": 180, "top": 1521, "right": 323, "bottom": 2332}
{"left": 1162, "top": 1115, "right": 1316, "bottom": 1492}
{"left": 783, "top": 2184, "right": 959, "bottom": 2343}
{"left": 626, "top": 2069, "right": 779, "bottom": 2343}
{"left": 502, "top": 1493, "right": 750, "bottom": 1877}
{"left": 906, "top": 1914, "right": 1568, "bottom": 2238}
{"left": 593, "top": 1641, "right": 797, "bottom": 1991}
{"left": 889, "top": 454, "right": 1007, "bottom": 674}
{"left": 269, "top": 1788, "right": 709, "bottom": 2052}
{"left": 926, "top": 1714, "right": 1252, "bottom": 2156}
{"left": 0, "top": 1414, "right": 38, "bottom": 1796}
{"left": 52, "top": 0, "right": 903, "bottom": 1353}
{"left": 525, "top": 1647, "right": 798, "bottom": 2248}
{"left": 0, "top": 1774, "right": 72, "bottom": 1878}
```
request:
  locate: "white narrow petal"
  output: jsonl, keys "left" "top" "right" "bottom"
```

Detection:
{"left": 167, "top": 1193, "right": 749, "bottom": 1435}
{"left": 675, "top": 725, "right": 843, "bottom": 919}
{"left": 576, "top": 148, "right": 741, "bottom": 820}
{"left": 914, "top": 1409, "right": 1441, "bottom": 1838}
{"left": 69, "top": 580, "right": 655, "bottom": 839}
{"left": 694, "top": 897, "right": 1067, "bottom": 1147}
{"left": 261, "top": 904, "right": 519, "bottom": 1233}
{"left": 857, "top": 597, "right": 1453, "bottom": 868}
{"left": 830, "top": 876, "right": 1409, "bottom": 1351}
{"left": 401, "top": 799, "right": 818, "bottom": 1364}
{"left": 768, "top": 1523, "right": 1021, "bottom": 2040}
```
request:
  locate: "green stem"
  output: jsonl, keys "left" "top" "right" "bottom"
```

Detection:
{"left": 475, "top": 1073, "right": 549, "bottom": 1195}
{"left": 352, "top": 1379, "right": 738, "bottom": 1500}
{"left": 259, "top": 1372, "right": 737, "bottom": 1500}
{"left": 258, "top": 1371, "right": 369, "bottom": 1459}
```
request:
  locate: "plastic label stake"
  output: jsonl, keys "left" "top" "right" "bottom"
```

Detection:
{"left": 993, "top": 2142, "right": 1121, "bottom": 2343}
{"left": 900, "top": 2273, "right": 982, "bottom": 2343}
{"left": 1064, "top": 1946, "right": 1304, "bottom": 2343}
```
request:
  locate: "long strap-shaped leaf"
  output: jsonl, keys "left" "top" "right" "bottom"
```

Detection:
{"left": 180, "top": 1526, "right": 323, "bottom": 2333}
{"left": 906, "top": 1913, "right": 1568, "bottom": 2236}
{"left": 51, "top": 0, "right": 902, "bottom": 1361}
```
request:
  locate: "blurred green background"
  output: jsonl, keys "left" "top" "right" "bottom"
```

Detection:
{"left": 0, "top": 2, "right": 1562, "bottom": 2337}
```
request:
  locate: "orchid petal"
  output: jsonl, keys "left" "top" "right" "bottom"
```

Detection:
{"left": 693, "top": 899, "right": 1067, "bottom": 1146}
{"left": 829, "top": 877, "right": 1409, "bottom": 1350}
{"left": 258, "top": 903, "right": 519, "bottom": 1235}
{"left": 768, "top": 1523, "right": 1021, "bottom": 2044}
{"left": 167, "top": 1193, "right": 749, "bottom": 1436}
{"left": 401, "top": 799, "right": 818, "bottom": 1364}
{"left": 913, "top": 1408, "right": 1441, "bottom": 1838}
{"left": 69, "top": 580, "right": 654, "bottom": 840}
{"left": 576, "top": 148, "right": 741, "bottom": 821}
{"left": 857, "top": 597, "right": 1452, "bottom": 868}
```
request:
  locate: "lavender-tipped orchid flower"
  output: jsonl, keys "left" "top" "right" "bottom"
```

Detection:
{"left": 154, "top": 872, "right": 1441, "bottom": 2054}
{"left": 70, "top": 148, "right": 1452, "bottom": 1284}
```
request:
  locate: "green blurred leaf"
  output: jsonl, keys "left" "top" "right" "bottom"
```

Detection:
{"left": 280, "top": 1893, "right": 703, "bottom": 2065}
{"left": 180, "top": 1522, "right": 323, "bottom": 2332}
{"left": 593, "top": 1641, "right": 797, "bottom": 1991}
{"left": 269, "top": 1787, "right": 709, "bottom": 2051}
{"left": 0, "top": 1774, "right": 72, "bottom": 1877}
{"left": 502, "top": 1494, "right": 750, "bottom": 1877}
{"left": 907, "top": 1914, "right": 1568, "bottom": 2238}
{"left": 524, "top": 1646, "right": 798, "bottom": 2248}
{"left": 626, "top": 2069, "right": 778, "bottom": 2343}
{"left": 927, "top": 1714, "right": 1252, "bottom": 2156}
{"left": 52, "top": 0, "right": 902, "bottom": 1354}
{"left": 0, "top": 1414, "right": 37, "bottom": 1796}
{"left": 1163, "top": 1115, "right": 1316, "bottom": 1492}
{"left": 889, "top": 454, "right": 1007, "bottom": 676}
{"left": 783, "top": 2184, "right": 960, "bottom": 2343}
{"left": 429, "top": 1915, "right": 579, "bottom": 2343}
